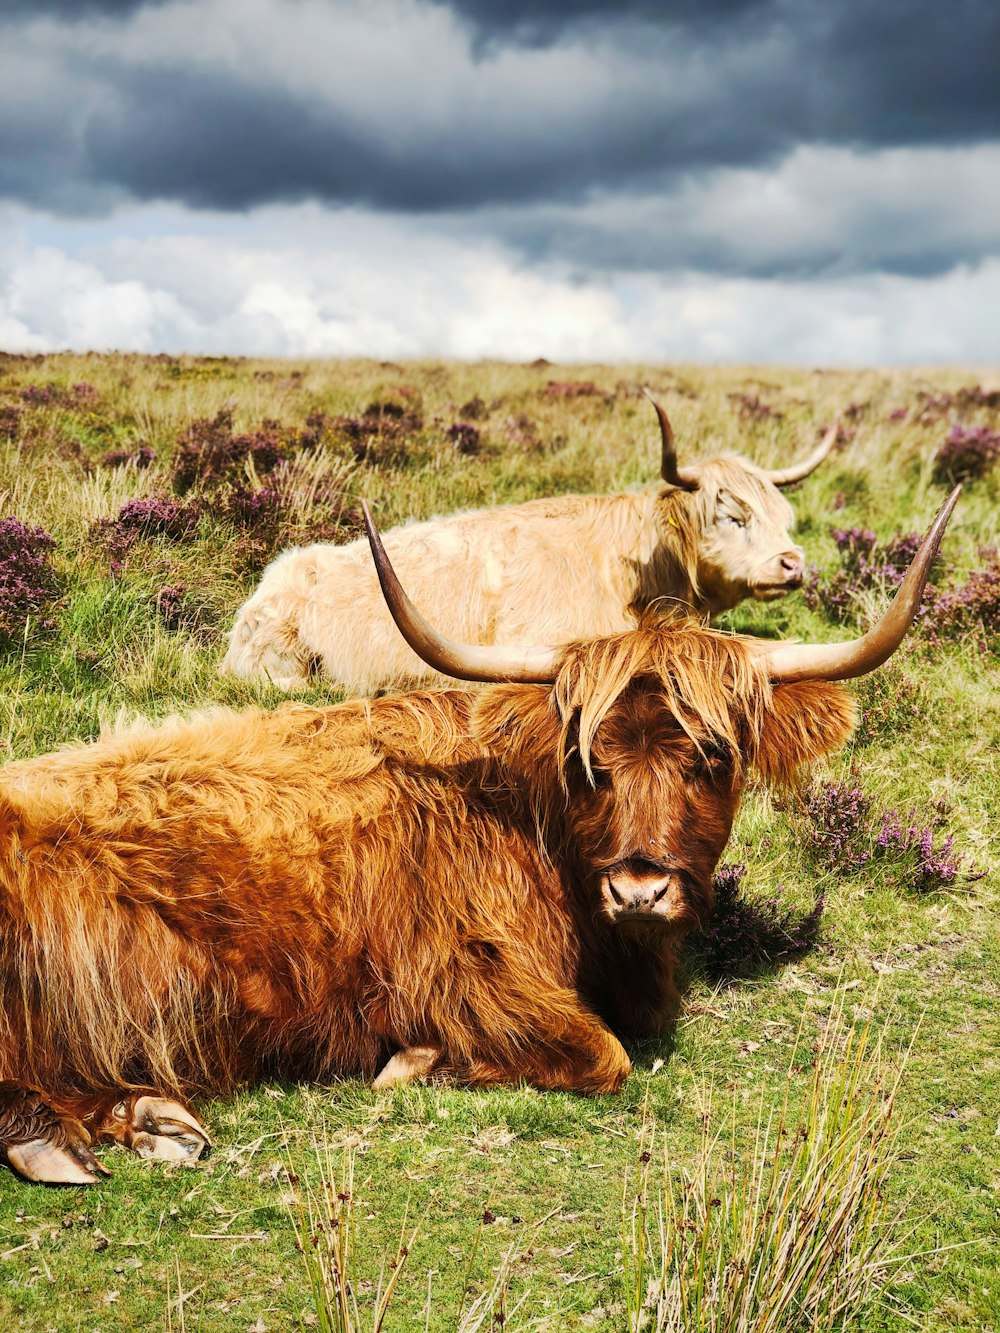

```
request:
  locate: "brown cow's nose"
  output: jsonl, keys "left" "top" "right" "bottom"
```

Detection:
{"left": 601, "top": 864, "right": 682, "bottom": 923}
{"left": 779, "top": 551, "right": 805, "bottom": 583}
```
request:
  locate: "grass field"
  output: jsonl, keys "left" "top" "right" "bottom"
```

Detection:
{"left": 0, "top": 353, "right": 996, "bottom": 1331}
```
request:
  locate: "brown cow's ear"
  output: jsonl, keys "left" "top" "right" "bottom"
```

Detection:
{"left": 471, "top": 683, "right": 561, "bottom": 770}
{"left": 754, "top": 681, "right": 857, "bottom": 787}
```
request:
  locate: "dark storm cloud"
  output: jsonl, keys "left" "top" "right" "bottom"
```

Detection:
{"left": 440, "top": 0, "right": 768, "bottom": 47}
{"left": 0, "top": 0, "right": 168, "bottom": 14}
{"left": 1, "top": 0, "right": 999, "bottom": 282}
{"left": 81, "top": 62, "right": 797, "bottom": 215}
{"left": 445, "top": 0, "right": 1000, "bottom": 146}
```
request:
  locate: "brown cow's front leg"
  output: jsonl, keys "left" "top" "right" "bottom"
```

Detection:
{"left": 78, "top": 1090, "right": 211, "bottom": 1163}
{"left": 0, "top": 1082, "right": 109, "bottom": 1185}
{"left": 441, "top": 996, "right": 632, "bottom": 1095}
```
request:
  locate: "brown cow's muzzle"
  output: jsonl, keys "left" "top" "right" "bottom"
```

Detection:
{"left": 599, "top": 860, "right": 692, "bottom": 928}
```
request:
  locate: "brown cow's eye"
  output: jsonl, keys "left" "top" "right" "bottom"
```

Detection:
{"left": 692, "top": 741, "right": 734, "bottom": 780}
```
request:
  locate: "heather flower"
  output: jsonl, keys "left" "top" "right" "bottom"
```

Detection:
{"left": 221, "top": 483, "right": 283, "bottom": 532}
{"left": 19, "top": 382, "right": 63, "bottom": 406}
{"left": 873, "top": 806, "right": 985, "bottom": 892}
{"left": 459, "top": 395, "right": 487, "bottom": 420}
{"left": 91, "top": 494, "right": 203, "bottom": 568}
{"left": 922, "top": 547, "right": 1000, "bottom": 653}
{"left": 504, "top": 414, "right": 541, "bottom": 450}
{"left": 801, "top": 782, "right": 872, "bottom": 873}
{"left": 855, "top": 668, "right": 924, "bottom": 745}
{"left": 955, "top": 384, "right": 1000, "bottom": 410}
{"left": 545, "top": 380, "right": 601, "bottom": 398}
{"left": 155, "top": 584, "right": 189, "bottom": 632}
{"left": 801, "top": 780, "right": 983, "bottom": 891}
{"left": 172, "top": 411, "right": 293, "bottom": 493}
{"left": 363, "top": 400, "right": 409, "bottom": 420}
{"left": 915, "top": 390, "right": 955, "bottom": 421}
{"left": 932, "top": 423, "right": 1000, "bottom": 486}
{"left": 804, "top": 527, "right": 929, "bottom": 624}
{"left": 695, "top": 863, "right": 825, "bottom": 983}
{"left": 887, "top": 407, "right": 908, "bottom": 421}
{"left": 298, "top": 412, "right": 334, "bottom": 450}
{"left": 445, "top": 421, "right": 482, "bottom": 455}
{"left": 99, "top": 446, "right": 156, "bottom": 470}
{"left": 0, "top": 403, "right": 23, "bottom": 438}
{"left": 333, "top": 401, "right": 423, "bottom": 466}
{"left": 71, "top": 382, "right": 99, "bottom": 404}
{"left": 0, "top": 515, "right": 60, "bottom": 646}
{"left": 727, "top": 392, "right": 783, "bottom": 422}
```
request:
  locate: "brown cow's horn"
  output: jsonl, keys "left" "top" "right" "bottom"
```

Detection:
{"left": 361, "top": 501, "right": 561, "bottom": 684}
{"left": 761, "top": 486, "right": 960, "bottom": 682}
{"left": 765, "top": 422, "right": 839, "bottom": 487}
{"left": 642, "top": 387, "right": 699, "bottom": 491}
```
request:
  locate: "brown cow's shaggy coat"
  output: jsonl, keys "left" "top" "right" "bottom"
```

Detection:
{"left": 0, "top": 620, "right": 855, "bottom": 1182}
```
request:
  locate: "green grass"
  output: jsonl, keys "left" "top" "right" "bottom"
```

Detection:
{"left": 0, "top": 353, "right": 996, "bottom": 1330}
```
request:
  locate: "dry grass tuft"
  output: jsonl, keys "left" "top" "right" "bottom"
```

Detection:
{"left": 624, "top": 1001, "right": 929, "bottom": 1332}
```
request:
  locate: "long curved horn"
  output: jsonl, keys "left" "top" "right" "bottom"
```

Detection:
{"left": 761, "top": 487, "right": 960, "bottom": 682}
{"left": 642, "top": 387, "right": 699, "bottom": 491}
{"left": 764, "top": 422, "right": 839, "bottom": 487}
{"left": 361, "top": 501, "right": 561, "bottom": 684}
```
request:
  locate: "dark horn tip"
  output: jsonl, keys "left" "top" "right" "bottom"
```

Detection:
{"left": 932, "top": 485, "right": 962, "bottom": 546}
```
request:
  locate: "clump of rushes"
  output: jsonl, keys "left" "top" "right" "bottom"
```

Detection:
{"left": 696, "top": 864, "right": 824, "bottom": 983}
{"left": 292, "top": 1148, "right": 528, "bottom": 1332}
{"left": 0, "top": 515, "right": 60, "bottom": 647}
{"left": 802, "top": 780, "right": 983, "bottom": 892}
{"left": 932, "top": 423, "right": 1000, "bottom": 485}
{"left": 624, "top": 1009, "right": 921, "bottom": 1332}
{"left": 90, "top": 495, "right": 203, "bottom": 571}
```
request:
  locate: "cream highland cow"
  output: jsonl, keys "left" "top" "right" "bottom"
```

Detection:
{"left": 221, "top": 392, "right": 838, "bottom": 694}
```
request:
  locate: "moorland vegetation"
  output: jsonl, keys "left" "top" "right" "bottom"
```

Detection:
{"left": 0, "top": 353, "right": 995, "bottom": 1331}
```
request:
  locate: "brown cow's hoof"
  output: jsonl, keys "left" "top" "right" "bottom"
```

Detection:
{"left": 373, "top": 1045, "right": 440, "bottom": 1089}
{"left": 6, "top": 1135, "right": 106, "bottom": 1185}
{"left": 0, "top": 1085, "right": 109, "bottom": 1186}
{"left": 96, "top": 1094, "right": 211, "bottom": 1163}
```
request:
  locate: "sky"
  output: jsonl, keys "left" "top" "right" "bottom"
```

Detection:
{"left": 1, "top": 0, "right": 999, "bottom": 364}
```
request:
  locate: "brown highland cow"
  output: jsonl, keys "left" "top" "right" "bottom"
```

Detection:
{"left": 0, "top": 491, "right": 957, "bottom": 1185}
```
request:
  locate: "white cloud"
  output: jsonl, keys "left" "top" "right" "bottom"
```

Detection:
{"left": 3, "top": 199, "right": 1000, "bottom": 364}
